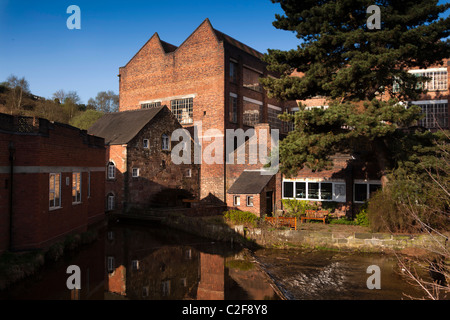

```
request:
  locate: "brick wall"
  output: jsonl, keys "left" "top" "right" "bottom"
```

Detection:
{"left": 0, "top": 115, "right": 105, "bottom": 252}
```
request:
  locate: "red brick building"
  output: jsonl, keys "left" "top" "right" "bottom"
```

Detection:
{"left": 118, "top": 18, "right": 296, "bottom": 205}
{"left": 0, "top": 113, "right": 105, "bottom": 253}
{"left": 88, "top": 107, "right": 199, "bottom": 212}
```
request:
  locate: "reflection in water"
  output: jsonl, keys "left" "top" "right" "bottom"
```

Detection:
{"left": 104, "top": 220, "right": 279, "bottom": 300}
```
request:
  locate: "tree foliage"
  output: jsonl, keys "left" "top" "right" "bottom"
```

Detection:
{"left": 262, "top": 0, "right": 450, "bottom": 181}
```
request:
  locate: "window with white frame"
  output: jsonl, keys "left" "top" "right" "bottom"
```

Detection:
{"left": 410, "top": 69, "right": 448, "bottom": 91}
{"left": 161, "top": 280, "right": 171, "bottom": 296}
{"left": 354, "top": 181, "right": 382, "bottom": 203}
{"left": 171, "top": 98, "right": 193, "bottom": 124}
{"left": 229, "top": 94, "right": 238, "bottom": 123}
{"left": 185, "top": 169, "right": 192, "bottom": 177}
{"left": 107, "top": 193, "right": 115, "bottom": 211}
{"left": 49, "top": 173, "right": 61, "bottom": 209}
{"left": 141, "top": 101, "right": 161, "bottom": 109}
{"left": 282, "top": 180, "right": 346, "bottom": 202}
{"left": 268, "top": 105, "right": 283, "bottom": 131}
{"left": 107, "top": 161, "right": 116, "bottom": 180}
{"left": 72, "top": 172, "right": 82, "bottom": 203}
{"left": 410, "top": 100, "right": 449, "bottom": 129}
{"left": 107, "top": 256, "right": 115, "bottom": 273}
{"left": 233, "top": 195, "right": 240, "bottom": 206}
{"left": 131, "top": 260, "right": 140, "bottom": 271}
{"left": 243, "top": 98, "right": 262, "bottom": 127}
{"left": 247, "top": 196, "right": 254, "bottom": 207}
{"left": 162, "top": 134, "right": 170, "bottom": 151}
{"left": 143, "top": 139, "right": 149, "bottom": 149}
{"left": 132, "top": 168, "right": 139, "bottom": 178}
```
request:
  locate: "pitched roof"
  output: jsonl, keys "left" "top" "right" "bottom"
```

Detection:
{"left": 87, "top": 107, "right": 164, "bottom": 145}
{"left": 227, "top": 170, "right": 275, "bottom": 195}
{"left": 213, "top": 28, "right": 264, "bottom": 60}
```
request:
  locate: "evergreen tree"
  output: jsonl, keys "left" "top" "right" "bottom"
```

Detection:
{"left": 261, "top": 0, "right": 450, "bottom": 184}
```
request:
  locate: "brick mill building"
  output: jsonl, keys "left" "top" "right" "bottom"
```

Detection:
{"left": 117, "top": 18, "right": 449, "bottom": 218}
{"left": 118, "top": 18, "right": 296, "bottom": 208}
{"left": 88, "top": 107, "right": 199, "bottom": 212}
{"left": 0, "top": 113, "right": 105, "bottom": 253}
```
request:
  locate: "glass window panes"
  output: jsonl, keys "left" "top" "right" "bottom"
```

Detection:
{"left": 321, "top": 183, "right": 333, "bottom": 200}
{"left": 354, "top": 183, "right": 368, "bottom": 202}
{"left": 295, "top": 182, "right": 306, "bottom": 199}
{"left": 283, "top": 181, "right": 294, "bottom": 198}
{"left": 171, "top": 98, "right": 193, "bottom": 124}
{"left": 243, "top": 67, "right": 262, "bottom": 92}
{"left": 229, "top": 96, "right": 238, "bottom": 123}
{"left": 243, "top": 100, "right": 262, "bottom": 127}
{"left": 141, "top": 101, "right": 161, "bottom": 109}
{"left": 369, "top": 184, "right": 382, "bottom": 196}
{"left": 308, "top": 182, "right": 319, "bottom": 199}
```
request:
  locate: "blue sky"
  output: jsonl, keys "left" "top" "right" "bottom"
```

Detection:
{"left": 0, "top": 0, "right": 296, "bottom": 103}
{"left": 1, "top": 1, "right": 449, "bottom": 104}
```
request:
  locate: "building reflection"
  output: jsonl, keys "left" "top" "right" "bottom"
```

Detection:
{"left": 104, "top": 222, "right": 279, "bottom": 300}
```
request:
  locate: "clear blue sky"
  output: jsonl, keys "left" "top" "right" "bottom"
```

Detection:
{"left": 0, "top": 0, "right": 297, "bottom": 104}
{"left": 1, "top": 1, "right": 449, "bottom": 104}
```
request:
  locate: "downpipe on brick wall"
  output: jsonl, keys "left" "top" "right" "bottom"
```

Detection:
{"left": 8, "top": 141, "right": 15, "bottom": 251}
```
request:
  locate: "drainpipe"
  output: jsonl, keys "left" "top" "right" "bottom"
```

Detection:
{"left": 8, "top": 141, "right": 15, "bottom": 252}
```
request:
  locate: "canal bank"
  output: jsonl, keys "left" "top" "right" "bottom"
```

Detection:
{"left": 159, "top": 214, "right": 448, "bottom": 254}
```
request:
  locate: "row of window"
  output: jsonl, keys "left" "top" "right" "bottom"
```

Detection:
{"left": 107, "top": 162, "right": 192, "bottom": 180}
{"left": 49, "top": 172, "right": 84, "bottom": 210}
{"left": 282, "top": 180, "right": 381, "bottom": 203}
{"left": 233, "top": 195, "right": 253, "bottom": 207}
{"left": 141, "top": 98, "right": 194, "bottom": 125}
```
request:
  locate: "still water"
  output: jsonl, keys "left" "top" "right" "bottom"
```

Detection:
{"left": 0, "top": 219, "right": 434, "bottom": 300}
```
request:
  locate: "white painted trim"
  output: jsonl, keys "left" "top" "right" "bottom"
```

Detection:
{"left": 243, "top": 96, "right": 263, "bottom": 106}
{"left": 139, "top": 93, "right": 197, "bottom": 105}
{"left": 409, "top": 100, "right": 448, "bottom": 105}
{"left": 243, "top": 64, "right": 263, "bottom": 74}
{"left": 408, "top": 68, "right": 447, "bottom": 73}
{"left": 268, "top": 104, "right": 282, "bottom": 111}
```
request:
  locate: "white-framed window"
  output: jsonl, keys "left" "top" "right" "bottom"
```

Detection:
{"left": 161, "top": 280, "right": 171, "bottom": 296}
{"left": 410, "top": 68, "right": 448, "bottom": 91}
{"left": 131, "top": 260, "right": 140, "bottom": 271}
{"left": 107, "top": 161, "right": 116, "bottom": 180}
{"left": 107, "top": 256, "right": 115, "bottom": 273}
{"left": 171, "top": 98, "right": 193, "bottom": 124}
{"left": 185, "top": 168, "right": 192, "bottom": 177}
{"left": 410, "top": 100, "right": 449, "bottom": 130}
{"left": 233, "top": 195, "right": 240, "bottom": 206}
{"left": 143, "top": 139, "right": 149, "bottom": 149}
{"left": 49, "top": 173, "right": 61, "bottom": 209}
{"left": 282, "top": 179, "right": 347, "bottom": 202}
{"left": 229, "top": 93, "right": 238, "bottom": 123}
{"left": 141, "top": 101, "right": 161, "bottom": 109}
{"left": 72, "top": 172, "right": 82, "bottom": 203}
{"left": 132, "top": 168, "right": 140, "bottom": 178}
{"left": 162, "top": 134, "right": 170, "bottom": 151}
{"left": 107, "top": 193, "right": 115, "bottom": 211}
{"left": 268, "top": 105, "right": 283, "bottom": 131}
{"left": 246, "top": 196, "right": 254, "bottom": 207}
{"left": 354, "top": 181, "right": 382, "bottom": 203}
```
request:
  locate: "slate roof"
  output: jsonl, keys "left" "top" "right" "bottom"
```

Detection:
{"left": 227, "top": 171, "right": 275, "bottom": 195}
{"left": 87, "top": 107, "right": 164, "bottom": 145}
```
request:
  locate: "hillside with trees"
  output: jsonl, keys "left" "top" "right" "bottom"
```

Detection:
{"left": 0, "top": 74, "right": 118, "bottom": 130}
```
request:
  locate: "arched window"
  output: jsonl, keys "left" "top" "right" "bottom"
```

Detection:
{"left": 107, "top": 161, "right": 116, "bottom": 180}
{"left": 162, "top": 134, "right": 170, "bottom": 151}
{"left": 107, "top": 193, "right": 115, "bottom": 211}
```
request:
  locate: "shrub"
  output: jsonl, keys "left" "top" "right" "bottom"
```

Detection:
{"left": 281, "top": 199, "right": 319, "bottom": 217}
{"left": 223, "top": 210, "right": 258, "bottom": 227}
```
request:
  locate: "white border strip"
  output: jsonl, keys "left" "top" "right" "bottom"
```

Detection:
{"left": 243, "top": 96, "right": 263, "bottom": 106}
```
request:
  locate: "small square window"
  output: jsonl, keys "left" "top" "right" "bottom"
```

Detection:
{"left": 233, "top": 195, "right": 240, "bottom": 206}
{"left": 246, "top": 196, "right": 253, "bottom": 207}
{"left": 143, "top": 139, "right": 149, "bottom": 149}
{"left": 132, "top": 168, "right": 139, "bottom": 178}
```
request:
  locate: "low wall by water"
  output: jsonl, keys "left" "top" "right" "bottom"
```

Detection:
{"left": 246, "top": 228, "right": 447, "bottom": 252}
{"left": 161, "top": 215, "right": 447, "bottom": 253}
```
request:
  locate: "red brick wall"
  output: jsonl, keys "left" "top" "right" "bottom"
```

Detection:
{"left": 0, "top": 118, "right": 105, "bottom": 252}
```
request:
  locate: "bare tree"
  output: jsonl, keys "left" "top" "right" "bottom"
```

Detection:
{"left": 6, "top": 74, "right": 30, "bottom": 112}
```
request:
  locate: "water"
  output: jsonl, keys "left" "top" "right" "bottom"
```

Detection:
{"left": 253, "top": 248, "right": 438, "bottom": 300}
{"left": 0, "top": 219, "right": 280, "bottom": 300}
{"left": 0, "top": 218, "right": 442, "bottom": 300}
